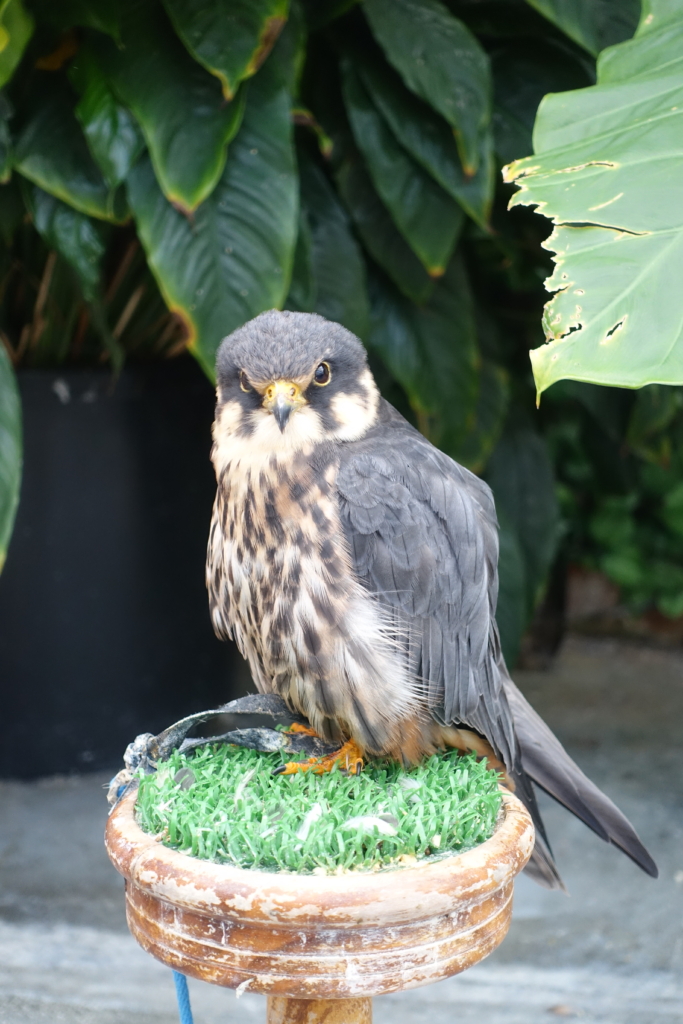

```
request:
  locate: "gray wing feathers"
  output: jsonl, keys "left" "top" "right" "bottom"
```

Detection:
{"left": 337, "top": 413, "right": 517, "bottom": 769}
{"left": 337, "top": 402, "right": 657, "bottom": 888}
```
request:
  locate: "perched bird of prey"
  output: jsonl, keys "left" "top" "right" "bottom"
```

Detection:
{"left": 206, "top": 310, "right": 657, "bottom": 889}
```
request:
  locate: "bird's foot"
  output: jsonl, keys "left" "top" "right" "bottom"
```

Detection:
{"left": 282, "top": 722, "right": 319, "bottom": 738}
{"left": 272, "top": 738, "right": 364, "bottom": 776}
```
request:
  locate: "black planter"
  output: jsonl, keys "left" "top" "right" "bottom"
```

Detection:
{"left": 0, "top": 358, "right": 247, "bottom": 779}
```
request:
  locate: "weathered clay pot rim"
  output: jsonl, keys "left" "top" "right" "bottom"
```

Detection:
{"left": 106, "top": 786, "right": 534, "bottom": 926}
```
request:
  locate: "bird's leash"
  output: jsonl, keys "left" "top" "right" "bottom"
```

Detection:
{"left": 106, "top": 691, "right": 338, "bottom": 807}
{"left": 173, "top": 972, "right": 195, "bottom": 1024}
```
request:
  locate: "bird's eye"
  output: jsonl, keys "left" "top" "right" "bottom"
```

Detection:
{"left": 314, "top": 362, "right": 331, "bottom": 386}
{"left": 239, "top": 371, "right": 252, "bottom": 393}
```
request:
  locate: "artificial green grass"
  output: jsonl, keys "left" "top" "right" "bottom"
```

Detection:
{"left": 135, "top": 744, "right": 503, "bottom": 874}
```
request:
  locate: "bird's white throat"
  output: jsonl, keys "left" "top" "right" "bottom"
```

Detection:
{"left": 212, "top": 400, "right": 326, "bottom": 477}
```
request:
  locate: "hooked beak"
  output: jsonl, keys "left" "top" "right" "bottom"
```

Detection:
{"left": 262, "top": 379, "right": 306, "bottom": 432}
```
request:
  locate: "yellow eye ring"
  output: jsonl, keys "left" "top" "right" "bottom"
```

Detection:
{"left": 314, "top": 361, "right": 331, "bottom": 386}
{"left": 239, "top": 370, "right": 252, "bottom": 392}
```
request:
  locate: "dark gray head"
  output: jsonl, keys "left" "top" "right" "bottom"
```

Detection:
{"left": 214, "top": 310, "right": 379, "bottom": 443}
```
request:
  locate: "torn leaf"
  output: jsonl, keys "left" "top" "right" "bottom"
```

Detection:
{"left": 505, "top": 1, "right": 683, "bottom": 395}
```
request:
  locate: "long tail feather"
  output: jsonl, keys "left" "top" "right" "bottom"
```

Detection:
{"left": 502, "top": 672, "right": 658, "bottom": 879}
{"left": 508, "top": 763, "right": 567, "bottom": 891}
{"left": 525, "top": 832, "right": 568, "bottom": 892}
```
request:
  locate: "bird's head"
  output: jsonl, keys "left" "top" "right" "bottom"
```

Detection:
{"left": 213, "top": 311, "right": 380, "bottom": 459}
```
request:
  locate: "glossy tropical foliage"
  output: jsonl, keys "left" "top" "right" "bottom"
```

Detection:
{"left": 23, "top": 181, "right": 106, "bottom": 300}
{"left": 542, "top": 378, "right": 683, "bottom": 621}
{"left": 14, "top": 75, "right": 128, "bottom": 221}
{"left": 364, "top": 0, "right": 490, "bottom": 176}
{"left": 342, "top": 61, "right": 464, "bottom": 277}
{"left": 287, "top": 152, "right": 369, "bottom": 340}
{"left": 69, "top": 48, "right": 145, "bottom": 190}
{"left": 162, "top": 0, "right": 289, "bottom": 101}
{"left": 0, "top": 0, "right": 677, "bottom": 663}
{"left": 507, "top": 0, "right": 683, "bottom": 397}
{"left": 128, "top": 44, "right": 298, "bottom": 378}
{"left": 526, "top": 0, "right": 640, "bottom": 56}
{"left": 90, "top": 4, "right": 247, "bottom": 213}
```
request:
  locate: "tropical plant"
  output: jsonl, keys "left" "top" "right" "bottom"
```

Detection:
{"left": 505, "top": 0, "right": 683, "bottom": 627}
{"left": 0, "top": 0, "right": 680, "bottom": 661}
{"left": 506, "top": 0, "right": 683, "bottom": 396}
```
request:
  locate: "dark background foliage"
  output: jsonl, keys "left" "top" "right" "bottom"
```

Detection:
{"left": 1, "top": 0, "right": 680, "bottom": 674}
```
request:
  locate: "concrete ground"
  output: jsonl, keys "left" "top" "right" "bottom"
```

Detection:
{"left": 1, "top": 636, "right": 682, "bottom": 1024}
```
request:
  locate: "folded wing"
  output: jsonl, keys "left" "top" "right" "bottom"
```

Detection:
{"left": 337, "top": 400, "right": 657, "bottom": 887}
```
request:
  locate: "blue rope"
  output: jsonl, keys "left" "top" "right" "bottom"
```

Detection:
{"left": 172, "top": 971, "right": 195, "bottom": 1024}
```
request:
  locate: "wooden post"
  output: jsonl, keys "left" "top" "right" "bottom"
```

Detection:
{"left": 105, "top": 788, "right": 534, "bottom": 1005}
{"left": 267, "top": 996, "right": 372, "bottom": 1024}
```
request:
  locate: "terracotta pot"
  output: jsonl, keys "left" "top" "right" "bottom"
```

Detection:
{"left": 105, "top": 786, "right": 534, "bottom": 1003}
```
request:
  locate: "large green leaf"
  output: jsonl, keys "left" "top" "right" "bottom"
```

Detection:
{"left": 127, "top": 46, "right": 297, "bottom": 378}
{"left": 95, "top": 3, "right": 245, "bottom": 213}
{"left": 368, "top": 255, "right": 478, "bottom": 452}
{"left": 364, "top": 0, "right": 491, "bottom": 175}
{"left": 0, "top": 342, "right": 21, "bottom": 572}
{"left": 162, "top": 0, "right": 289, "bottom": 101}
{"left": 336, "top": 154, "right": 434, "bottom": 304}
{"left": 23, "top": 182, "right": 107, "bottom": 301}
{"left": 0, "top": 0, "right": 32, "bottom": 88}
{"left": 13, "top": 76, "right": 127, "bottom": 222}
{"left": 505, "top": 0, "right": 683, "bottom": 396}
{"left": 351, "top": 50, "right": 493, "bottom": 227}
{"left": 525, "top": 0, "right": 640, "bottom": 57}
{"left": 341, "top": 62, "right": 463, "bottom": 277}
{"left": 69, "top": 45, "right": 145, "bottom": 189}
{"left": 289, "top": 153, "right": 369, "bottom": 339}
{"left": 485, "top": 425, "right": 559, "bottom": 617}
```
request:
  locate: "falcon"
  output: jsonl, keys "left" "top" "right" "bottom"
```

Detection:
{"left": 206, "top": 309, "right": 657, "bottom": 889}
